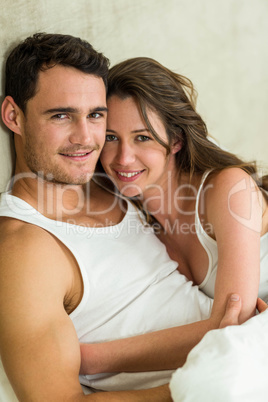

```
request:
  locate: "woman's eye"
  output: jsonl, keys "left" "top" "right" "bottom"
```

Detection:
{"left": 105, "top": 134, "right": 118, "bottom": 142}
{"left": 136, "top": 135, "right": 151, "bottom": 142}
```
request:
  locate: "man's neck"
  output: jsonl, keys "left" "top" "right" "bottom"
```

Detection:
{"left": 11, "top": 173, "right": 92, "bottom": 222}
{"left": 10, "top": 170, "right": 126, "bottom": 228}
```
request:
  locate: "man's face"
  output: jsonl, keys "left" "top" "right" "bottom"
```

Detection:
{"left": 20, "top": 65, "right": 107, "bottom": 185}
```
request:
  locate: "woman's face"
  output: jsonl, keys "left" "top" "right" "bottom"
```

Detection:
{"left": 100, "top": 95, "right": 176, "bottom": 198}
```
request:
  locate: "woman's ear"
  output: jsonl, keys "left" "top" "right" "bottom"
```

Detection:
{"left": 1, "top": 96, "right": 24, "bottom": 135}
{"left": 171, "top": 139, "right": 182, "bottom": 155}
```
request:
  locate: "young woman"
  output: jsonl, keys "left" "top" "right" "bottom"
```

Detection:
{"left": 80, "top": 57, "right": 268, "bottom": 375}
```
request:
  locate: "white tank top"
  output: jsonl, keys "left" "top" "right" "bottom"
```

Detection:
{"left": 196, "top": 171, "right": 268, "bottom": 301}
{"left": 0, "top": 192, "right": 212, "bottom": 392}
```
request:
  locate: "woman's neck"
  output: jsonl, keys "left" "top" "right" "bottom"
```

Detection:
{"left": 142, "top": 168, "right": 197, "bottom": 227}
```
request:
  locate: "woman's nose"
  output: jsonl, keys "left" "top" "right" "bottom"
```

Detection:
{"left": 116, "top": 142, "right": 136, "bottom": 165}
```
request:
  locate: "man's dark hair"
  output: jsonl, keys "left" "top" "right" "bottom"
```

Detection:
{"left": 5, "top": 33, "right": 110, "bottom": 113}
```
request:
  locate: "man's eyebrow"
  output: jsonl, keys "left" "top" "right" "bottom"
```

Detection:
{"left": 43, "top": 106, "right": 108, "bottom": 115}
{"left": 93, "top": 106, "right": 108, "bottom": 113}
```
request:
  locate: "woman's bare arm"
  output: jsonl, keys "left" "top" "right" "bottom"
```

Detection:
{"left": 206, "top": 168, "right": 262, "bottom": 323}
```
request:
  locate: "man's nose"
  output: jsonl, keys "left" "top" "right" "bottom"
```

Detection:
{"left": 69, "top": 119, "right": 92, "bottom": 146}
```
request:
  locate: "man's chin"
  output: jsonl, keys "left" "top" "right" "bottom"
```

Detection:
{"left": 35, "top": 171, "right": 93, "bottom": 186}
{"left": 49, "top": 177, "right": 92, "bottom": 186}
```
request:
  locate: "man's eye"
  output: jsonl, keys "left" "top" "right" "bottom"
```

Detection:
{"left": 136, "top": 135, "right": 151, "bottom": 142}
{"left": 89, "top": 112, "right": 101, "bottom": 119}
{"left": 105, "top": 134, "right": 118, "bottom": 142}
{"left": 52, "top": 114, "right": 68, "bottom": 120}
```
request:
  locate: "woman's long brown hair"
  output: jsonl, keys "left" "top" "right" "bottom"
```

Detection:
{"left": 106, "top": 57, "right": 268, "bottom": 192}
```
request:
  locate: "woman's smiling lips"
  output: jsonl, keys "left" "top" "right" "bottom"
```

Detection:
{"left": 115, "top": 169, "right": 144, "bottom": 182}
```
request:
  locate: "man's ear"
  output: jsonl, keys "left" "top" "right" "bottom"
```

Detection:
{"left": 171, "top": 139, "right": 182, "bottom": 155}
{"left": 1, "top": 96, "right": 24, "bottom": 135}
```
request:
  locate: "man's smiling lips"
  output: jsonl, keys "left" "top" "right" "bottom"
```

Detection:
{"left": 115, "top": 169, "right": 144, "bottom": 182}
{"left": 59, "top": 151, "right": 93, "bottom": 162}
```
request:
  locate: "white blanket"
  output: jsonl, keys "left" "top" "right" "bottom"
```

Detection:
{"left": 170, "top": 310, "right": 268, "bottom": 402}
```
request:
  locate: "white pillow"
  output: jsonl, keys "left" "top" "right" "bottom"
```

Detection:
{"left": 170, "top": 310, "right": 268, "bottom": 402}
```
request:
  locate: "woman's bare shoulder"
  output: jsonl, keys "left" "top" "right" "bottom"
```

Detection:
{"left": 207, "top": 167, "right": 253, "bottom": 189}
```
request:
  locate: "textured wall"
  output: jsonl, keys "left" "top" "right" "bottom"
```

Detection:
{"left": 0, "top": 0, "right": 267, "bottom": 191}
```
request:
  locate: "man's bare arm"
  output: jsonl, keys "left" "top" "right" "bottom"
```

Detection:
{"left": 0, "top": 221, "right": 171, "bottom": 401}
{"left": 79, "top": 298, "right": 242, "bottom": 375}
{"left": 80, "top": 318, "right": 216, "bottom": 374}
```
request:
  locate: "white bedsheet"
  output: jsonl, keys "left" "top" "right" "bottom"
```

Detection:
{"left": 170, "top": 309, "right": 268, "bottom": 402}
{"left": 0, "top": 359, "right": 18, "bottom": 401}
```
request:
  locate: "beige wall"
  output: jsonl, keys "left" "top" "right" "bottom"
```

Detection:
{"left": 1, "top": 0, "right": 267, "bottom": 192}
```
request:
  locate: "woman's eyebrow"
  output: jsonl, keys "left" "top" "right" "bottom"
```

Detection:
{"left": 131, "top": 128, "right": 150, "bottom": 134}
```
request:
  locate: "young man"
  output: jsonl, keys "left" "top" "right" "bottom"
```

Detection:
{"left": 0, "top": 33, "right": 242, "bottom": 401}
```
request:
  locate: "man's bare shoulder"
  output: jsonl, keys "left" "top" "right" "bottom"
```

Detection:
{"left": 0, "top": 216, "right": 58, "bottom": 253}
{"left": 0, "top": 217, "right": 73, "bottom": 293}
{"left": 0, "top": 215, "right": 44, "bottom": 237}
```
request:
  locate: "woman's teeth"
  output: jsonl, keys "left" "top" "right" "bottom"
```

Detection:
{"left": 118, "top": 171, "right": 141, "bottom": 178}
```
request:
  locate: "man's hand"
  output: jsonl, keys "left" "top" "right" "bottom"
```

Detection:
{"left": 219, "top": 294, "right": 242, "bottom": 328}
{"left": 219, "top": 295, "right": 268, "bottom": 329}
